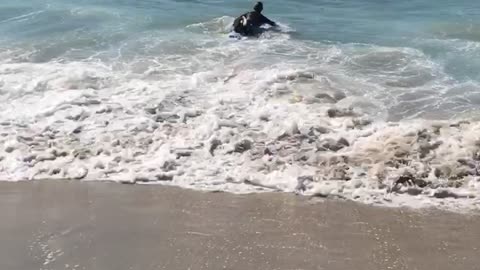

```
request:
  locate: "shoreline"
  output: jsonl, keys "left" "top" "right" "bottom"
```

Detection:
{"left": 1, "top": 180, "right": 480, "bottom": 270}
{"left": 9, "top": 177, "right": 480, "bottom": 215}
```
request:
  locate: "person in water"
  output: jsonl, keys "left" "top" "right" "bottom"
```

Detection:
{"left": 232, "top": 2, "right": 276, "bottom": 36}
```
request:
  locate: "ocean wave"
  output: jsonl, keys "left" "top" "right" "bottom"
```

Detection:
{"left": 186, "top": 16, "right": 235, "bottom": 34}
{"left": 0, "top": 25, "right": 479, "bottom": 212}
{"left": 428, "top": 22, "right": 480, "bottom": 42}
{"left": 0, "top": 72, "right": 478, "bottom": 212}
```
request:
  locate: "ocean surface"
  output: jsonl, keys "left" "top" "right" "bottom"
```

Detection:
{"left": 1, "top": 0, "right": 480, "bottom": 211}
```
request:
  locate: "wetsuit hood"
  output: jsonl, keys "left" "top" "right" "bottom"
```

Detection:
{"left": 253, "top": 2, "right": 263, "bottom": 13}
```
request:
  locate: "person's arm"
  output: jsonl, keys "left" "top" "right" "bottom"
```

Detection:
{"left": 260, "top": 14, "right": 276, "bottom": 26}
{"left": 233, "top": 13, "right": 246, "bottom": 28}
{"left": 233, "top": 13, "right": 248, "bottom": 33}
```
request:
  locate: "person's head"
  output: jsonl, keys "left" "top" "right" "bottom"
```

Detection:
{"left": 253, "top": 1, "right": 263, "bottom": 13}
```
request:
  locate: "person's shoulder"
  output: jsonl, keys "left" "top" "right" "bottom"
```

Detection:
{"left": 247, "top": 11, "right": 262, "bottom": 18}
{"left": 235, "top": 12, "right": 248, "bottom": 21}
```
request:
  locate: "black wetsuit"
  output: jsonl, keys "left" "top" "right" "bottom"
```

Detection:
{"left": 233, "top": 11, "right": 276, "bottom": 36}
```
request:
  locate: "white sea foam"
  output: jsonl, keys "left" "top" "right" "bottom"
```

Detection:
{"left": 1, "top": 17, "right": 480, "bottom": 213}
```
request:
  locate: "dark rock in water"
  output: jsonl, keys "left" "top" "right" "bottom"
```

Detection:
{"left": 352, "top": 118, "right": 372, "bottom": 128}
{"left": 297, "top": 72, "right": 315, "bottom": 79}
{"left": 23, "top": 154, "right": 37, "bottom": 163}
{"left": 50, "top": 168, "right": 61, "bottom": 175}
{"left": 418, "top": 143, "right": 431, "bottom": 159}
{"left": 74, "top": 149, "right": 92, "bottom": 160}
{"left": 176, "top": 151, "right": 192, "bottom": 158}
{"left": 337, "top": 138, "right": 350, "bottom": 147}
{"left": 209, "top": 139, "right": 222, "bottom": 156}
{"left": 326, "top": 140, "right": 342, "bottom": 151}
{"left": 66, "top": 111, "right": 89, "bottom": 121}
{"left": 182, "top": 110, "right": 202, "bottom": 123}
{"left": 447, "top": 180, "right": 464, "bottom": 188}
{"left": 315, "top": 142, "right": 328, "bottom": 152}
{"left": 94, "top": 162, "right": 105, "bottom": 170}
{"left": 417, "top": 139, "right": 442, "bottom": 158}
{"left": 418, "top": 169, "right": 430, "bottom": 179}
{"left": 327, "top": 108, "right": 356, "bottom": 118}
{"left": 111, "top": 139, "right": 121, "bottom": 147}
{"left": 296, "top": 175, "right": 314, "bottom": 192}
{"left": 432, "top": 124, "right": 442, "bottom": 135}
{"left": 281, "top": 72, "right": 314, "bottom": 81}
{"left": 317, "top": 138, "right": 348, "bottom": 152}
{"left": 5, "top": 146, "right": 15, "bottom": 153}
{"left": 243, "top": 178, "right": 280, "bottom": 191}
{"left": 156, "top": 173, "right": 174, "bottom": 181}
{"left": 413, "top": 178, "right": 430, "bottom": 188}
{"left": 330, "top": 166, "right": 350, "bottom": 181}
{"left": 473, "top": 151, "right": 480, "bottom": 161}
{"left": 449, "top": 120, "right": 470, "bottom": 128}
{"left": 314, "top": 93, "right": 336, "bottom": 103}
{"left": 416, "top": 129, "right": 431, "bottom": 142}
{"left": 434, "top": 166, "right": 452, "bottom": 179}
{"left": 302, "top": 97, "right": 322, "bottom": 104}
{"left": 134, "top": 176, "right": 153, "bottom": 183}
{"left": 155, "top": 113, "right": 180, "bottom": 123}
{"left": 394, "top": 172, "right": 430, "bottom": 189}
{"left": 306, "top": 136, "right": 316, "bottom": 144}
{"left": 234, "top": 140, "right": 253, "bottom": 153}
{"left": 394, "top": 172, "right": 415, "bottom": 187}
{"left": 451, "top": 166, "right": 475, "bottom": 180}
{"left": 264, "top": 146, "right": 275, "bottom": 156}
{"left": 294, "top": 152, "right": 310, "bottom": 162}
{"left": 72, "top": 126, "right": 82, "bottom": 134}
{"left": 333, "top": 91, "right": 347, "bottom": 101}
{"left": 394, "top": 150, "right": 409, "bottom": 158}
{"left": 308, "top": 126, "right": 330, "bottom": 136}
{"left": 174, "top": 148, "right": 192, "bottom": 159}
{"left": 431, "top": 141, "right": 442, "bottom": 149}
{"left": 72, "top": 168, "right": 88, "bottom": 180}
{"left": 55, "top": 150, "right": 69, "bottom": 157}
{"left": 120, "top": 179, "right": 136, "bottom": 185}
{"left": 259, "top": 114, "right": 270, "bottom": 122}
{"left": 17, "top": 135, "right": 33, "bottom": 142}
{"left": 433, "top": 189, "right": 459, "bottom": 199}
{"left": 312, "top": 126, "right": 331, "bottom": 134}
{"left": 144, "top": 107, "right": 157, "bottom": 115}
{"left": 162, "top": 160, "right": 177, "bottom": 172}
{"left": 327, "top": 109, "right": 338, "bottom": 118}
{"left": 113, "top": 156, "right": 122, "bottom": 163}
{"left": 457, "top": 158, "right": 476, "bottom": 169}
{"left": 276, "top": 123, "right": 301, "bottom": 140}
{"left": 306, "top": 152, "right": 321, "bottom": 166}
{"left": 405, "top": 187, "right": 423, "bottom": 196}
{"left": 276, "top": 133, "right": 290, "bottom": 141}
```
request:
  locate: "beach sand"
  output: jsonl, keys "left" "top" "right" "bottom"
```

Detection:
{"left": 0, "top": 180, "right": 479, "bottom": 270}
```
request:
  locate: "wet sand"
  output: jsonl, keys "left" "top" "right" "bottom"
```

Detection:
{"left": 0, "top": 181, "right": 479, "bottom": 270}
